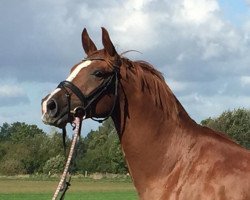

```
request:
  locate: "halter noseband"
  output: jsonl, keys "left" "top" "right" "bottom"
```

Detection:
{"left": 57, "top": 58, "right": 119, "bottom": 123}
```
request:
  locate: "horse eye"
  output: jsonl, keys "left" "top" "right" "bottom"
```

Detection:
{"left": 92, "top": 70, "right": 105, "bottom": 78}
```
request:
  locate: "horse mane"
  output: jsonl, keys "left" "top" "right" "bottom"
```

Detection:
{"left": 135, "top": 60, "right": 165, "bottom": 81}
{"left": 120, "top": 56, "right": 187, "bottom": 119}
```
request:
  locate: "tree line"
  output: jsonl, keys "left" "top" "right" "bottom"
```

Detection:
{"left": 201, "top": 108, "right": 250, "bottom": 149}
{"left": 0, "top": 119, "right": 127, "bottom": 175}
{"left": 0, "top": 108, "right": 249, "bottom": 175}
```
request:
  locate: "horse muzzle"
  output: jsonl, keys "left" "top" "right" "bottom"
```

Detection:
{"left": 41, "top": 97, "right": 71, "bottom": 128}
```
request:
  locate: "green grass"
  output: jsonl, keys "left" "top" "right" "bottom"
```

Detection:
{"left": 0, "top": 177, "right": 137, "bottom": 200}
{"left": 0, "top": 192, "right": 137, "bottom": 200}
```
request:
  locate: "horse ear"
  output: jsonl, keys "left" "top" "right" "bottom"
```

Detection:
{"left": 82, "top": 28, "right": 97, "bottom": 56}
{"left": 101, "top": 27, "right": 117, "bottom": 57}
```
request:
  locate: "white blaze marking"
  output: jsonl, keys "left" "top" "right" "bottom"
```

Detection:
{"left": 66, "top": 60, "right": 92, "bottom": 82}
{"left": 42, "top": 88, "right": 61, "bottom": 115}
{"left": 42, "top": 60, "right": 92, "bottom": 119}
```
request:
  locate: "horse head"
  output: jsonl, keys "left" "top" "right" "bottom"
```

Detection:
{"left": 41, "top": 28, "right": 121, "bottom": 128}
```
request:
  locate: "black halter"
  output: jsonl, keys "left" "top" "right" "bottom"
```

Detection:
{"left": 57, "top": 58, "right": 119, "bottom": 123}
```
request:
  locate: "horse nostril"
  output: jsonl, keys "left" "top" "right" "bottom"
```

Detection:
{"left": 47, "top": 100, "right": 56, "bottom": 110}
{"left": 47, "top": 99, "right": 58, "bottom": 117}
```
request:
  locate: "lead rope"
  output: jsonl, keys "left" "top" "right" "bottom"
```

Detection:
{"left": 52, "top": 116, "right": 83, "bottom": 200}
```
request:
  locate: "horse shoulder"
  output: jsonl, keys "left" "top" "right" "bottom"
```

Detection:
{"left": 162, "top": 125, "right": 250, "bottom": 200}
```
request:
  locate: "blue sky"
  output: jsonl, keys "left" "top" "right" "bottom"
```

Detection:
{"left": 1, "top": 0, "right": 250, "bottom": 136}
{"left": 219, "top": 0, "right": 249, "bottom": 25}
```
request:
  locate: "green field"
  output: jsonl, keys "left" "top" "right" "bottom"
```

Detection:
{"left": 0, "top": 177, "right": 137, "bottom": 200}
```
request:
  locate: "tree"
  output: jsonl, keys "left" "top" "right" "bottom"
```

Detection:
{"left": 0, "top": 108, "right": 248, "bottom": 176}
{"left": 8, "top": 122, "right": 45, "bottom": 143}
{"left": 201, "top": 108, "right": 250, "bottom": 149}
{"left": 0, "top": 123, "right": 11, "bottom": 140}
{"left": 0, "top": 122, "right": 67, "bottom": 175}
{"left": 76, "top": 119, "right": 128, "bottom": 174}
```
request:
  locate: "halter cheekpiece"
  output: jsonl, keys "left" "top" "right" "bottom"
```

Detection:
{"left": 57, "top": 58, "right": 119, "bottom": 123}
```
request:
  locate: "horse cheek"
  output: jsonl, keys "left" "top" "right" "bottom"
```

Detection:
{"left": 94, "top": 95, "right": 114, "bottom": 117}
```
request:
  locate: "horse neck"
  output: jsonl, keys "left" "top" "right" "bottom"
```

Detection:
{"left": 111, "top": 64, "right": 196, "bottom": 190}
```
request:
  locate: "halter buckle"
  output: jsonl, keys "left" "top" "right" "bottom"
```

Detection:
{"left": 71, "top": 106, "right": 86, "bottom": 118}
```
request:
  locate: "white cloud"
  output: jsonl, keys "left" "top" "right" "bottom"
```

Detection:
{"left": 0, "top": 79, "right": 30, "bottom": 108}
{"left": 240, "top": 76, "right": 250, "bottom": 86}
{"left": 180, "top": 93, "right": 250, "bottom": 122}
{"left": 0, "top": 85, "right": 25, "bottom": 97}
{"left": 76, "top": 0, "right": 159, "bottom": 51}
{"left": 243, "top": 20, "right": 250, "bottom": 43}
{"left": 167, "top": 79, "right": 187, "bottom": 93}
{"left": 176, "top": 0, "right": 220, "bottom": 25}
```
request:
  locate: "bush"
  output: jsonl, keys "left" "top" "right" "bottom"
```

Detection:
{"left": 0, "top": 158, "right": 26, "bottom": 175}
{"left": 43, "top": 155, "right": 65, "bottom": 175}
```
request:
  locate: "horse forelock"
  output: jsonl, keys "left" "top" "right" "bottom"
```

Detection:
{"left": 85, "top": 49, "right": 116, "bottom": 70}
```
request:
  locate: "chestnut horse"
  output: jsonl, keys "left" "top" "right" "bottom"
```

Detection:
{"left": 41, "top": 28, "right": 250, "bottom": 200}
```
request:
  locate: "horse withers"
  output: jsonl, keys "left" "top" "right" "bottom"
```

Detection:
{"left": 41, "top": 28, "right": 250, "bottom": 200}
